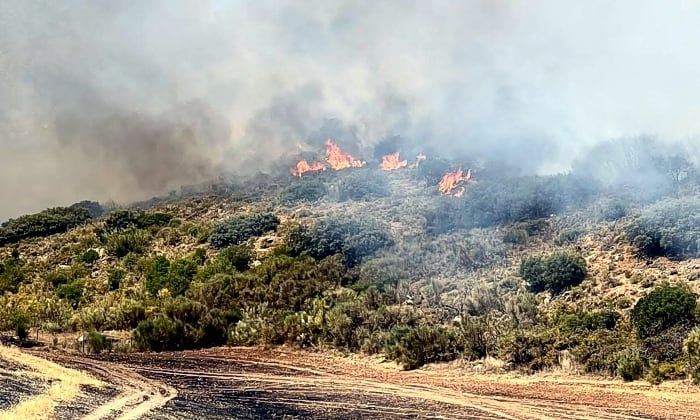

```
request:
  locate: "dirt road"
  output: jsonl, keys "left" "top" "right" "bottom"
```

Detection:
{"left": 9, "top": 347, "right": 700, "bottom": 419}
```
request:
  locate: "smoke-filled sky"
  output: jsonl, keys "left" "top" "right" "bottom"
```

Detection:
{"left": 2, "top": 0, "right": 700, "bottom": 220}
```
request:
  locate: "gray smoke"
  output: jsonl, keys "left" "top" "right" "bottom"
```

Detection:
{"left": 3, "top": 0, "right": 700, "bottom": 220}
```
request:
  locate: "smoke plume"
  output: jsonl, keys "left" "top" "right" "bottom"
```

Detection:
{"left": 3, "top": 0, "right": 700, "bottom": 220}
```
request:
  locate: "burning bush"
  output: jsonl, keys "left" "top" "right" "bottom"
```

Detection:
{"left": 286, "top": 217, "right": 394, "bottom": 267}
{"left": 279, "top": 179, "right": 328, "bottom": 204}
{"left": 624, "top": 197, "right": 700, "bottom": 259}
{"left": 335, "top": 170, "right": 390, "bottom": 202}
{"left": 520, "top": 251, "right": 587, "bottom": 295}
{"left": 425, "top": 174, "right": 594, "bottom": 234}
{"left": 209, "top": 213, "right": 280, "bottom": 249}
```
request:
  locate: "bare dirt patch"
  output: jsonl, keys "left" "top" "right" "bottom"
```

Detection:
{"left": 19, "top": 346, "right": 697, "bottom": 419}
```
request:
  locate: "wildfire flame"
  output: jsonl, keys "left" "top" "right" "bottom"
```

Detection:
{"left": 291, "top": 160, "right": 326, "bottom": 177}
{"left": 325, "top": 139, "right": 365, "bottom": 170}
{"left": 438, "top": 168, "right": 474, "bottom": 196}
{"left": 380, "top": 152, "right": 408, "bottom": 171}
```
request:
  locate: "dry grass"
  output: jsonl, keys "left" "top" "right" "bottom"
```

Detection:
{"left": 0, "top": 345, "right": 103, "bottom": 420}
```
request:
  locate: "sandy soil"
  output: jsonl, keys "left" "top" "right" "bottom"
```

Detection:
{"left": 2, "top": 346, "right": 700, "bottom": 419}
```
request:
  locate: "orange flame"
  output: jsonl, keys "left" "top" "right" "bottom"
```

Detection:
{"left": 380, "top": 152, "right": 408, "bottom": 171}
{"left": 325, "top": 139, "right": 365, "bottom": 170}
{"left": 438, "top": 168, "right": 474, "bottom": 196}
{"left": 292, "top": 160, "right": 326, "bottom": 177}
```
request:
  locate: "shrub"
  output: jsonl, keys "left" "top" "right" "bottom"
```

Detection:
{"left": 520, "top": 252, "right": 587, "bottom": 295}
{"left": 646, "top": 360, "right": 686, "bottom": 384}
{"left": 683, "top": 327, "right": 700, "bottom": 384}
{"left": 616, "top": 352, "right": 644, "bottom": 382}
{"left": 425, "top": 174, "right": 596, "bottom": 235}
{"left": 209, "top": 213, "right": 280, "bottom": 249}
{"left": 624, "top": 197, "right": 700, "bottom": 259}
{"left": 384, "top": 325, "right": 463, "bottom": 370}
{"left": 553, "top": 229, "right": 583, "bottom": 246}
{"left": 104, "top": 210, "right": 173, "bottom": 233}
{"left": 640, "top": 322, "right": 694, "bottom": 362}
{"left": 56, "top": 280, "right": 84, "bottom": 309}
{"left": 87, "top": 330, "right": 111, "bottom": 354}
{"left": 631, "top": 285, "right": 697, "bottom": 339}
{"left": 15, "top": 317, "right": 28, "bottom": 342}
{"left": 136, "top": 212, "right": 173, "bottom": 229}
{"left": 558, "top": 310, "right": 620, "bottom": 333}
{"left": 80, "top": 249, "right": 100, "bottom": 265}
{"left": 336, "top": 170, "right": 389, "bottom": 202}
{"left": 280, "top": 180, "right": 328, "bottom": 204}
{"left": 70, "top": 200, "right": 104, "bottom": 218}
{"left": 0, "top": 206, "right": 92, "bottom": 246}
{"left": 596, "top": 198, "right": 627, "bottom": 222}
{"left": 286, "top": 217, "right": 394, "bottom": 267}
{"left": 45, "top": 270, "right": 70, "bottom": 288}
{"left": 217, "top": 245, "right": 253, "bottom": 272}
{"left": 132, "top": 316, "right": 186, "bottom": 352}
{"left": 105, "top": 228, "right": 150, "bottom": 257}
{"left": 144, "top": 256, "right": 171, "bottom": 297}
{"left": 108, "top": 269, "right": 126, "bottom": 291}
{"left": 0, "top": 255, "right": 25, "bottom": 294}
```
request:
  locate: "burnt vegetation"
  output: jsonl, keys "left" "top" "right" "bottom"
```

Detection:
{"left": 2, "top": 136, "right": 700, "bottom": 384}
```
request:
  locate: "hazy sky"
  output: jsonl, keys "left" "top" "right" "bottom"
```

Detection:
{"left": 2, "top": 0, "right": 700, "bottom": 219}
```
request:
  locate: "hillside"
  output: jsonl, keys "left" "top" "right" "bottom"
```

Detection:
{"left": 2, "top": 138, "right": 700, "bottom": 390}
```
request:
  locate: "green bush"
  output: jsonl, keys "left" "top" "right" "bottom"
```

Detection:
{"left": 56, "top": 280, "right": 84, "bottom": 309}
{"left": 217, "top": 245, "right": 253, "bottom": 272}
{"left": 70, "top": 200, "right": 104, "bottom": 218}
{"left": 144, "top": 256, "right": 171, "bottom": 297}
{"left": 336, "top": 170, "right": 389, "bottom": 202}
{"left": 104, "top": 210, "right": 173, "bottom": 233}
{"left": 520, "top": 252, "right": 587, "bottom": 294}
{"left": 0, "top": 255, "right": 25, "bottom": 294}
{"left": 0, "top": 206, "right": 92, "bottom": 246}
{"left": 132, "top": 316, "right": 186, "bottom": 352}
{"left": 14, "top": 317, "right": 28, "bottom": 342}
{"left": 558, "top": 310, "right": 620, "bottom": 333}
{"left": 624, "top": 197, "right": 700, "bottom": 259}
{"left": 108, "top": 269, "right": 125, "bottom": 291}
{"left": 631, "top": 285, "right": 697, "bottom": 339}
{"left": 209, "top": 213, "right": 280, "bottom": 249}
{"left": 646, "top": 360, "right": 686, "bottom": 384}
{"left": 105, "top": 228, "right": 150, "bottom": 257}
{"left": 87, "top": 330, "right": 111, "bottom": 354}
{"left": 683, "top": 327, "right": 700, "bottom": 384}
{"left": 45, "top": 270, "right": 71, "bottom": 288}
{"left": 616, "top": 352, "right": 644, "bottom": 382}
{"left": 286, "top": 217, "right": 394, "bottom": 267}
{"left": 80, "top": 249, "right": 100, "bottom": 265}
{"left": 384, "top": 325, "right": 463, "bottom": 370}
{"left": 280, "top": 180, "right": 328, "bottom": 204}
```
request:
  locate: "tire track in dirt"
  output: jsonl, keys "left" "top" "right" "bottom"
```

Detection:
{"left": 125, "top": 354, "right": 664, "bottom": 420}
{"left": 25, "top": 350, "right": 176, "bottom": 420}
{"left": 22, "top": 347, "right": 700, "bottom": 420}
